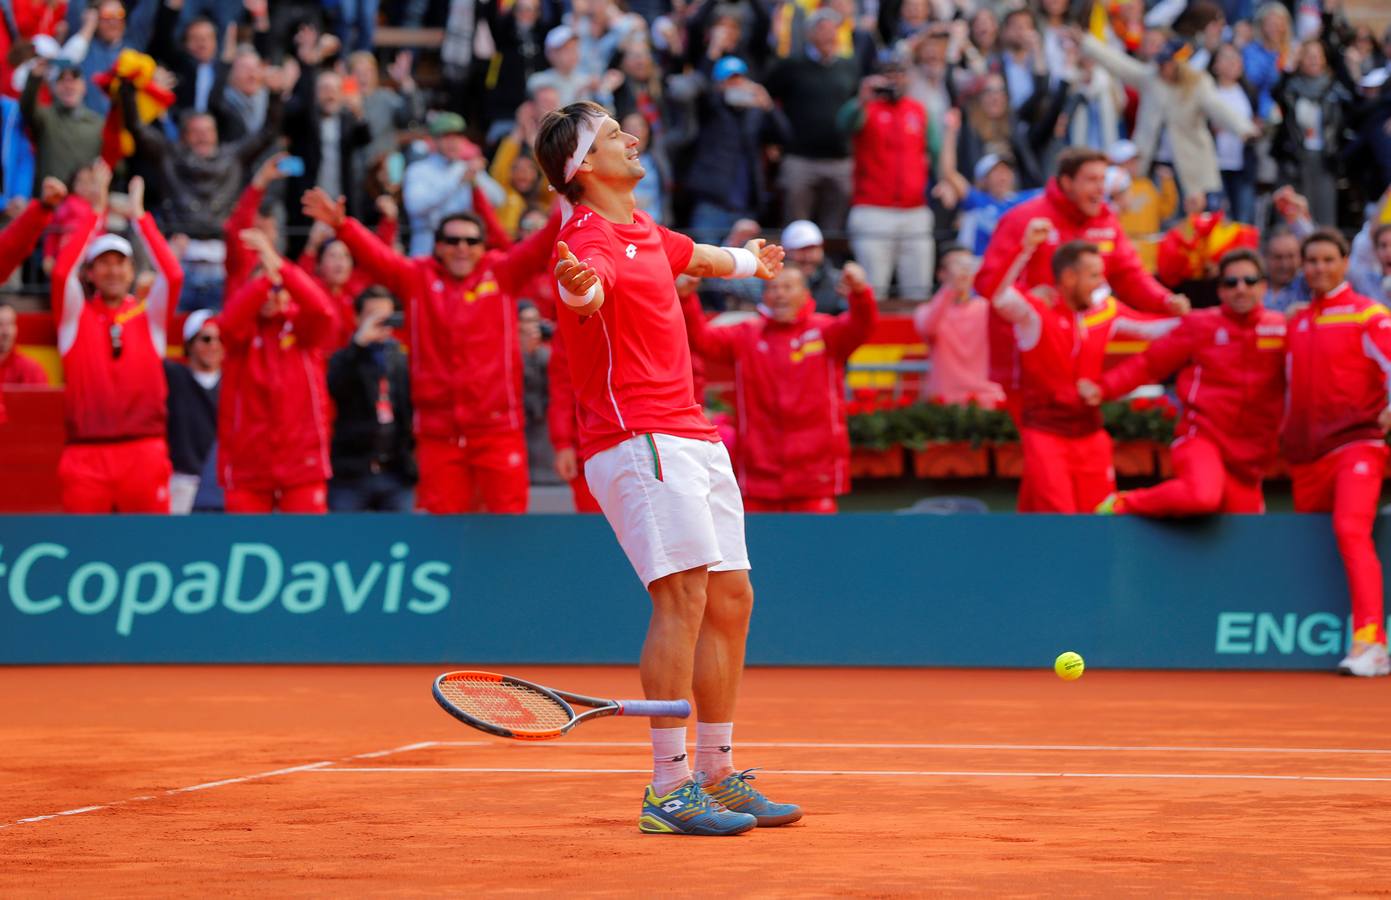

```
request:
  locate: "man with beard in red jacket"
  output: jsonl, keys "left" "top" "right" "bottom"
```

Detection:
{"left": 302, "top": 188, "right": 561, "bottom": 514}
{"left": 217, "top": 229, "right": 338, "bottom": 513}
{"left": 1283, "top": 229, "right": 1391, "bottom": 678}
{"left": 1077, "top": 249, "right": 1286, "bottom": 516}
{"left": 992, "top": 225, "right": 1178, "bottom": 513}
{"left": 682, "top": 262, "right": 877, "bottom": 513}
{"left": 975, "top": 147, "right": 1190, "bottom": 397}
{"left": 52, "top": 164, "right": 184, "bottom": 513}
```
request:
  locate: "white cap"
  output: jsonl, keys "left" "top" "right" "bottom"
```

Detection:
{"left": 780, "top": 220, "right": 823, "bottom": 251}
{"left": 544, "top": 25, "right": 577, "bottom": 52}
{"left": 1360, "top": 67, "right": 1389, "bottom": 89}
{"left": 85, "top": 233, "right": 133, "bottom": 263}
{"left": 1104, "top": 165, "right": 1131, "bottom": 197}
{"left": 1107, "top": 139, "right": 1138, "bottom": 165}
{"left": 973, "top": 152, "right": 1008, "bottom": 183}
{"left": 182, "top": 309, "right": 216, "bottom": 344}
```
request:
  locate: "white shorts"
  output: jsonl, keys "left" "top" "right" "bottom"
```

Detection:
{"left": 584, "top": 433, "right": 750, "bottom": 588}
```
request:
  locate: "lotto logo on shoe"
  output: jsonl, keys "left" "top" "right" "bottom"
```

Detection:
{"left": 662, "top": 800, "right": 683, "bottom": 813}
{"left": 625, "top": 244, "right": 637, "bottom": 259}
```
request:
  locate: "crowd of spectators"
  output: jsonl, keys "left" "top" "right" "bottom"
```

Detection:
{"left": 0, "top": 0, "right": 1389, "bottom": 514}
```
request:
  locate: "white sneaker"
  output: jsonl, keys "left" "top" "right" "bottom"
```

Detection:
{"left": 1337, "top": 643, "right": 1391, "bottom": 677}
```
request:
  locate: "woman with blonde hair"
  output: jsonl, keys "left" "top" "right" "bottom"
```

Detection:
{"left": 1080, "top": 31, "right": 1258, "bottom": 205}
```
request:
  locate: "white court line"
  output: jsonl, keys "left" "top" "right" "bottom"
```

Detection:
{"left": 427, "top": 740, "right": 1391, "bottom": 755}
{"left": 0, "top": 743, "right": 429, "bottom": 832}
{"left": 308, "top": 767, "right": 1391, "bottom": 785}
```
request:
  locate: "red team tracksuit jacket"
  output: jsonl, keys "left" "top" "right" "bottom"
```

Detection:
{"left": 1100, "top": 305, "right": 1287, "bottom": 515}
{"left": 335, "top": 211, "right": 560, "bottom": 513}
{"left": 52, "top": 207, "right": 183, "bottom": 512}
{"left": 218, "top": 264, "right": 338, "bottom": 513}
{"left": 682, "top": 286, "right": 878, "bottom": 512}
{"left": 974, "top": 178, "right": 1173, "bottom": 392}
{"left": 0, "top": 200, "right": 54, "bottom": 425}
{"left": 1283, "top": 283, "right": 1391, "bottom": 645}
{"left": 996, "top": 289, "right": 1174, "bottom": 512}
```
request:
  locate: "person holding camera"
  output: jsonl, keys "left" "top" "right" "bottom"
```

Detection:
{"left": 675, "top": 56, "right": 789, "bottom": 245}
{"left": 838, "top": 55, "right": 944, "bottom": 301}
{"left": 326, "top": 286, "right": 416, "bottom": 512}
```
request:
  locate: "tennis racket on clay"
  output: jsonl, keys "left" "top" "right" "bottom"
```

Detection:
{"left": 432, "top": 670, "right": 690, "bottom": 741}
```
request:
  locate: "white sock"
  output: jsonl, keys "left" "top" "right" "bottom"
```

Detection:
{"left": 695, "top": 722, "right": 734, "bottom": 782}
{"left": 650, "top": 727, "right": 690, "bottom": 795}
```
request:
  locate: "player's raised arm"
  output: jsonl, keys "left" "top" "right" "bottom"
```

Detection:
{"left": 684, "top": 238, "right": 784, "bottom": 281}
{"left": 991, "top": 218, "right": 1052, "bottom": 320}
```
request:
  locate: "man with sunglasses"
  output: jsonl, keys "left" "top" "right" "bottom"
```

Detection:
{"left": 1079, "top": 249, "right": 1286, "bottom": 516}
{"left": 1283, "top": 229, "right": 1391, "bottom": 677}
{"left": 52, "top": 162, "right": 184, "bottom": 513}
{"left": 302, "top": 186, "right": 560, "bottom": 513}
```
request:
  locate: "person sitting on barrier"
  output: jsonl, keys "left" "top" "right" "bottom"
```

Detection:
{"left": 216, "top": 229, "right": 338, "bottom": 514}
{"left": 1281, "top": 229, "right": 1391, "bottom": 678}
{"left": 52, "top": 163, "right": 184, "bottom": 514}
{"left": 682, "top": 262, "right": 877, "bottom": 513}
{"left": 1078, "top": 248, "right": 1285, "bottom": 516}
{"left": 991, "top": 225, "right": 1178, "bottom": 513}
{"left": 326, "top": 286, "right": 416, "bottom": 512}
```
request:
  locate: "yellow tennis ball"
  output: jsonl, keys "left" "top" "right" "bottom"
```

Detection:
{"left": 1054, "top": 651, "right": 1085, "bottom": 681}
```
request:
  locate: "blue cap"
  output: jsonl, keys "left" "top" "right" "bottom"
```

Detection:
{"left": 712, "top": 56, "right": 749, "bottom": 83}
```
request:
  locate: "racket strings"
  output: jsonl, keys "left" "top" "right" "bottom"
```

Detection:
{"left": 439, "top": 676, "right": 571, "bottom": 732}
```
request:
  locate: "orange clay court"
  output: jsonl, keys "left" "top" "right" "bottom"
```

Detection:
{"left": 2, "top": 665, "right": 1388, "bottom": 895}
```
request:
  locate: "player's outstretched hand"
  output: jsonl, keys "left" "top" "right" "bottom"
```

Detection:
{"left": 127, "top": 176, "right": 146, "bottom": 220}
{"left": 1076, "top": 378, "right": 1102, "bottom": 407}
{"left": 302, "top": 188, "right": 347, "bottom": 228}
{"left": 555, "top": 240, "right": 598, "bottom": 295}
{"left": 747, "top": 238, "right": 784, "bottom": 280}
{"left": 839, "top": 261, "right": 870, "bottom": 296}
{"left": 554, "top": 447, "right": 579, "bottom": 482}
{"left": 39, "top": 177, "right": 68, "bottom": 210}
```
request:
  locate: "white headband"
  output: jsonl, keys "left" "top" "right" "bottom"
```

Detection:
{"left": 562, "top": 115, "right": 602, "bottom": 183}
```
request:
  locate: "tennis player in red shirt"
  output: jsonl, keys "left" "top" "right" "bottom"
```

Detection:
{"left": 535, "top": 101, "right": 800, "bottom": 836}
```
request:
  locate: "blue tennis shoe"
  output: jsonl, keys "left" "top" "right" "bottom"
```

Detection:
{"left": 701, "top": 769, "right": 803, "bottom": 826}
{"left": 638, "top": 779, "right": 757, "bottom": 835}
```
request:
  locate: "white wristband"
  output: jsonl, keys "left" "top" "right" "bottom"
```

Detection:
{"left": 558, "top": 280, "right": 597, "bottom": 308}
{"left": 722, "top": 247, "right": 758, "bottom": 279}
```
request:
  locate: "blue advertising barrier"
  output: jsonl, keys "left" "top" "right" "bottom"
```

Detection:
{"left": 0, "top": 514, "right": 1383, "bottom": 669}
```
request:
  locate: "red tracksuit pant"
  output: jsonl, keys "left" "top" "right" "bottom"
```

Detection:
{"left": 744, "top": 496, "right": 838, "bottom": 513}
{"left": 1291, "top": 441, "right": 1388, "bottom": 645}
{"left": 59, "top": 437, "right": 171, "bottom": 513}
{"left": 570, "top": 465, "right": 602, "bottom": 513}
{"left": 1121, "top": 435, "right": 1264, "bottom": 516}
{"left": 416, "top": 430, "right": 529, "bottom": 514}
{"left": 225, "top": 482, "right": 328, "bottom": 514}
{"left": 1018, "top": 427, "right": 1115, "bottom": 513}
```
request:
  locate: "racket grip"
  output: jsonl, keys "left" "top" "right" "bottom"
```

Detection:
{"left": 617, "top": 699, "right": 691, "bottom": 719}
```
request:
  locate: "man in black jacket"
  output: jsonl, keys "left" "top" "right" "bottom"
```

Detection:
{"left": 127, "top": 66, "right": 290, "bottom": 310}
{"left": 327, "top": 287, "right": 416, "bottom": 511}
{"left": 765, "top": 8, "right": 860, "bottom": 230}
{"left": 165, "top": 310, "right": 224, "bottom": 514}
